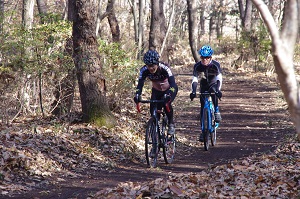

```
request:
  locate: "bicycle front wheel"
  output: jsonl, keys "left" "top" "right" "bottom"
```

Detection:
{"left": 211, "top": 111, "right": 217, "bottom": 146}
{"left": 162, "top": 116, "right": 176, "bottom": 164}
{"left": 145, "top": 118, "right": 159, "bottom": 168}
{"left": 203, "top": 108, "right": 210, "bottom": 151}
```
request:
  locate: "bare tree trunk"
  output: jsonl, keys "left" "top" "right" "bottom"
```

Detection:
{"left": 199, "top": 6, "right": 205, "bottom": 36}
{"left": 72, "top": 0, "right": 116, "bottom": 127}
{"left": 36, "top": 0, "right": 47, "bottom": 23}
{"left": 160, "top": 0, "right": 174, "bottom": 56}
{"left": 216, "top": 0, "right": 227, "bottom": 39}
{"left": 137, "top": 0, "right": 145, "bottom": 59}
{"left": 21, "top": 0, "right": 35, "bottom": 115}
{"left": 107, "top": 0, "right": 120, "bottom": 42}
{"left": 238, "top": 0, "right": 245, "bottom": 21}
{"left": 149, "top": 0, "right": 166, "bottom": 53}
{"left": 234, "top": 0, "right": 253, "bottom": 68}
{"left": 298, "top": 0, "right": 300, "bottom": 41}
{"left": 22, "top": 0, "right": 34, "bottom": 29}
{"left": 128, "top": 0, "right": 138, "bottom": 43}
{"left": 243, "top": 0, "right": 253, "bottom": 32}
{"left": 209, "top": 8, "right": 216, "bottom": 42}
{"left": 186, "top": 0, "right": 200, "bottom": 62}
{"left": 252, "top": 0, "right": 300, "bottom": 140}
{"left": 96, "top": 0, "right": 103, "bottom": 37}
{"left": 0, "top": 0, "right": 4, "bottom": 33}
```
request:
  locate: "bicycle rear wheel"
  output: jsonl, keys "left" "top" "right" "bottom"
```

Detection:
{"left": 145, "top": 118, "right": 159, "bottom": 168}
{"left": 203, "top": 108, "right": 210, "bottom": 151}
{"left": 162, "top": 116, "right": 176, "bottom": 164}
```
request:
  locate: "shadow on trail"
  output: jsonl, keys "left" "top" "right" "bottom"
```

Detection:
{"left": 7, "top": 69, "right": 294, "bottom": 199}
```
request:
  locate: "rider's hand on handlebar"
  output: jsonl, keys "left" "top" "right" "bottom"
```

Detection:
{"left": 164, "top": 94, "right": 171, "bottom": 104}
{"left": 190, "top": 93, "right": 196, "bottom": 101}
{"left": 133, "top": 94, "right": 140, "bottom": 104}
{"left": 216, "top": 90, "right": 222, "bottom": 99}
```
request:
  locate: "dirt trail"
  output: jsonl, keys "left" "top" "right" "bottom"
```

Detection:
{"left": 6, "top": 65, "right": 292, "bottom": 199}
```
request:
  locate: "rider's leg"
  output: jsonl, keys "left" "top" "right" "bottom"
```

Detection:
{"left": 166, "top": 86, "right": 177, "bottom": 135}
{"left": 166, "top": 105, "right": 175, "bottom": 135}
{"left": 212, "top": 94, "right": 221, "bottom": 122}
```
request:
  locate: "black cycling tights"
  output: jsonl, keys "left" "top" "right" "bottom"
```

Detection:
{"left": 150, "top": 87, "right": 177, "bottom": 125}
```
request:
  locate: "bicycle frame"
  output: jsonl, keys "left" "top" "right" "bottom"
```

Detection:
{"left": 200, "top": 92, "right": 219, "bottom": 133}
{"left": 137, "top": 98, "right": 166, "bottom": 130}
{"left": 137, "top": 96, "right": 175, "bottom": 167}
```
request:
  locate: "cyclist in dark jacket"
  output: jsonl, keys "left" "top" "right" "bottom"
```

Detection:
{"left": 189, "top": 45, "right": 223, "bottom": 141}
{"left": 134, "top": 50, "right": 178, "bottom": 135}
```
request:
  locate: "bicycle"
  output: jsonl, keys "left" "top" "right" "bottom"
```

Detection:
{"left": 136, "top": 95, "right": 176, "bottom": 168}
{"left": 199, "top": 91, "right": 220, "bottom": 151}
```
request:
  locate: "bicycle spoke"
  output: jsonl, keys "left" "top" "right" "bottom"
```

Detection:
{"left": 145, "top": 118, "right": 158, "bottom": 168}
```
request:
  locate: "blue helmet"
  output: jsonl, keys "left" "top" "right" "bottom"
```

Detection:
{"left": 198, "top": 45, "right": 214, "bottom": 57}
{"left": 143, "top": 50, "right": 160, "bottom": 65}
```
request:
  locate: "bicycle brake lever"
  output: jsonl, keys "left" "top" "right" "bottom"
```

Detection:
{"left": 136, "top": 103, "right": 141, "bottom": 113}
{"left": 165, "top": 103, "right": 170, "bottom": 113}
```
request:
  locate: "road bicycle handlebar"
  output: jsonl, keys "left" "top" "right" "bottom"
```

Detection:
{"left": 199, "top": 92, "right": 216, "bottom": 95}
{"left": 199, "top": 91, "right": 221, "bottom": 101}
{"left": 136, "top": 95, "right": 170, "bottom": 113}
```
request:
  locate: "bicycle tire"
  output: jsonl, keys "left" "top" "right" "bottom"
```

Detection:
{"left": 211, "top": 127, "right": 217, "bottom": 146}
{"left": 203, "top": 108, "right": 210, "bottom": 151}
{"left": 145, "top": 118, "right": 159, "bottom": 168}
{"left": 162, "top": 116, "right": 176, "bottom": 164}
{"left": 211, "top": 109, "right": 217, "bottom": 146}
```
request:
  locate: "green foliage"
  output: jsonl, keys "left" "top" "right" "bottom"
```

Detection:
{"left": 98, "top": 39, "right": 140, "bottom": 112}
{"left": 238, "top": 22, "right": 272, "bottom": 71}
{"left": 0, "top": 13, "right": 74, "bottom": 116}
{"left": 0, "top": 13, "right": 73, "bottom": 75}
{"left": 88, "top": 105, "right": 116, "bottom": 128}
{"left": 216, "top": 36, "right": 237, "bottom": 55}
{"left": 255, "top": 23, "right": 272, "bottom": 62}
{"left": 98, "top": 40, "right": 129, "bottom": 66}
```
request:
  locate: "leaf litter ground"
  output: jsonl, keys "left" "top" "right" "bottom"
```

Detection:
{"left": 1, "top": 59, "right": 299, "bottom": 198}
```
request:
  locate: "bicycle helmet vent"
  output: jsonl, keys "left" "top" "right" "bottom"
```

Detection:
{"left": 198, "top": 45, "right": 214, "bottom": 57}
{"left": 143, "top": 50, "right": 160, "bottom": 65}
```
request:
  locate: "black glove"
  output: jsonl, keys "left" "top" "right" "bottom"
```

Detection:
{"left": 190, "top": 93, "right": 196, "bottom": 101}
{"left": 164, "top": 94, "right": 171, "bottom": 103}
{"left": 133, "top": 94, "right": 140, "bottom": 104}
{"left": 166, "top": 89, "right": 174, "bottom": 97}
{"left": 216, "top": 90, "right": 222, "bottom": 99}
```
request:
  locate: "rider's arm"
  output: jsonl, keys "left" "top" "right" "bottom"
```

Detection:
{"left": 191, "top": 63, "right": 201, "bottom": 93}
{"left": 135, "top": 66, "right": 147, "bottom": 95}
{"left": 212, "top": 60, "right": 223, "bottom": 91}
{"left": 168, "top": 76, "right": 177, "bottom": 92}
{"left": 216, "top": 73, "right": 222, "bottom": 90}
{"left": 160, "top": 63, "right": 177, "bottom": 95}
{"left": 136, "top": 79, "right": 145, "bottom": 95}
{"left": 191, "top": 76, "right": 198, "bottom": 94}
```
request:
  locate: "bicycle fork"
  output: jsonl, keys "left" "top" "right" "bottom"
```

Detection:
{"left": 202, "top": 102, "right": 219, "bottom": 133}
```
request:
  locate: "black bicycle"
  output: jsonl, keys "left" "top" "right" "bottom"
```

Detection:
{"left": 200, "top": 91, "right": 219, "bottom": 151}
{"left": 137, "top": 95, "right": 176, "bottom": 168}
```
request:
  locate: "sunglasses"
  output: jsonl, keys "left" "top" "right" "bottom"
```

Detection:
{"left": 201, "top": 56, "right": 211, "bottom": 60}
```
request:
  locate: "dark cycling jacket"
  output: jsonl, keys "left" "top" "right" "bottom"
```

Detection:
{"left": 136, "top": 62, "right": 177, "bottom": 95}
{"left": 191, "top": 60, "right": 222, "bottom": 93}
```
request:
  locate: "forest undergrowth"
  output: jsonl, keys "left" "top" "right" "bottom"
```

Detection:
{"left": 0, "top": 61, "right": 299, "bottom": 198}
